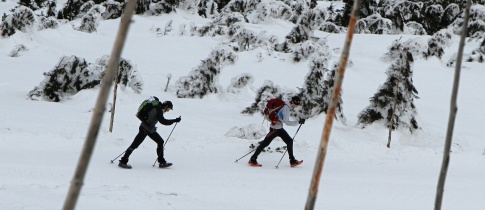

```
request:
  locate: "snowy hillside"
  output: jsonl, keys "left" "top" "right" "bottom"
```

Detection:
{"left": 1, "top": 0, "right": 484, "bottom": 209}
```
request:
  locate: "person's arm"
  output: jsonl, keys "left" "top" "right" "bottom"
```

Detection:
{"left": 279, "top": 105, "right": 298, "bottom": 126}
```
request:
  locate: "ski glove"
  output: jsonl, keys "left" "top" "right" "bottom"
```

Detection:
{"left": 299, "top": 119, "right": 305, "bottom": 124}
{"left": 174, "top": 116, "right": 181, "bottom": 123}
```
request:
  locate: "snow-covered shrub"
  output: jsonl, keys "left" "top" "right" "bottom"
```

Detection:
{"left": 424, "top": 29, "right": 453, "bottom": 59}
{"left": 319, "top": 22, "right": 342, "bottom": 33}
{"left": 225, "top": 124, "right": 266, "bottom": 140}
{"left": 241, "top": 80, "right": 284, "bottom": 115}
{"left": 440, "top": 3, "right": 460, "bottom": 27}
{"left": 135, "top": 0, "right": 150, "bottom": 14}
{"left": 37, "top": 16, "right": 59, "bottom": 30}
{"left": 75, "top": 5, "right": 104, "bottom": 33}
{"left": 222, "top": 0, "right": 260, "bottom": 17}
{"left": 28, "top": 55, "right": 103, "bottom": 102}
{"left": 227, "top": 73, "right": 254, "bottom": 94}
{"left": 57, "top": 0, "right": 88, "bottom": 21}
{"left": 268, "top": 1, "right": 293, "bottom": 21}
{"left": 358, "top": 49, "right": 419, "bottom": 133}
{"left": 0, "top": 6, "right": 37, "bottom": 37}
{"left": 212, "top": 12, "right": 245, "bottom": 27}
{"left": 286, "top": 24, "right": 311, "bottom": 44}
{"left": 149, "top": 0, "right": 182, "bottom": 15}
{"left": 197, "top": 0, "right": 218, "bottom": 18}
{"left": 450, "top": 4, "right": 485, "bottom": 36}
{"left": 77, "top": 1, "right": 95, "bottom": 19}
{"left": 231, "top": 28, "right": 258, "bottom": 51}
{"left": 9, "top": 44, "right": 28, "bottom": 57}
{"left": 297, "top": 7, "right": 328, "bottom": 30}
{"left": 95, "top": 55, "right": 143, "bottom": 93}
{"left": 195, "top": 22, "right": 227, "bottom": 37}
{"left": 100, "top": 0, "right": 122, "bottom": 20}
{"left": 404, "top": 21, "right": 426, "bottom": 35}
{"left": 422, "top": 4, "right": 443, "bottom": 35}
{"left": 402, "top": 38, "right": 428, "bottom": 60}
{"left": 466, "top": 39, "right": 485, "bottom": 63}
{"left": 176, "top": 45, "right": 237, "bottom": 98}
{"left": 292, "top": 40, "right": 320, "bottom": 62}
{"left": 356, "top": 13, "right": 393, "bottom": 34}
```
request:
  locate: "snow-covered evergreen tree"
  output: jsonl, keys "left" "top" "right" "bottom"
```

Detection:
{"left": 100, "top": 0, "right": 122, "bottom": 20}
{"left": 422, "top": 4, "right": 444, "bottom": 35}
{"left": 240, "top": 80, "right": 295, "bottom": 115}
{"left": 28, "top": 55, "right": 103, "bottom": 102}
{"left": 149, "top": 0, "right": 182, "bottom": 15}
{"left": 423, "top": 28, "right": 453, "bottom": 59}
{"left": 95, "top": 55, "right": 144, "bottom": 93}
{"left": 75, "top": 4, "right": 104, "bottom": 33}
{"left": 466, "top": 37, "right": 485, "bottom": 63}
{"left": 176, "top": 45, "right": 237, "bottom": 98}
{"left": 227, "top": 73, "right": 254, "bottom": 94}
{"left": 292, "top": 40, "right": 320, "bottom": 62}
{"left": 404, "top": 21, "right": 426, "bottom": 35}
{"left": 358, "top": 48, "right": 419, "bottom": 132}
{"left": 57, "top": 0, "right": 87, "bottom": 20}
{"left": 0, "top": 6, "right": 36, "bottom": 37}
{"left": 355, "top": 13, "right": 393, "bottom": 34}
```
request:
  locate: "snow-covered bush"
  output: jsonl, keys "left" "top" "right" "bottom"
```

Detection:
{"left": 227, "top": 73, "right": 254, "bottom": 94}
{"left": 404, "top": 21, "right": 426, "bottom": 35}
{"left": 28, "top": 54, "right": 144, "bottom": 102}
{"left": 9, "top": 44, "right": 28, "bottom": 57}
{"left": 422, "top": 4, "right": 444, "bottom": 35}
{"left": 358, "top": 49, "right": 419, "bottom": 133}
{"left": 319, "top": 22, "right": 342, "bottom": 33}
{"left": 231, "top": 28, "right": 258, "bottom": 51}
{"left": 75, "top": 5, "right": 104, "bottom": 33}
{"left": 176, "top": 45, "right": 237, "bottom": 98}
{"left": 241, "top": 80, "right": 294, "bottom": 115}
{"left": 225, "top": 124, "right": 266, "bottom": 140}
{"left": 149, "top": 0, "right": 182, "bottom": 15}
{"left": 0, "top": 6, "right": 37, "bottom": 37}
{"left": 57, "top": 0, "right": 88, "bottom": 21}
{"left": 423, "top": 29, "right": 453, "bottom": 59}
{"left": 95, "top": 55, "right": 144, "bottom": 93}
{"left": 355, "top": 13, "right": 393, "bottom": 34}
{"left": 466, "top": 38, "right": 485, "bottom": 63}
{"left": 28, "top": 55, "right": 103, "bottom": 102}
{"left": 268, "top": 1, "right": 293, "bottom": 21}
{"left": 100, "top": 0, "right": 123, "bottom": 20}
{"left": 292, "top": 40, "right": 320, "bottom": 62}
{"left": 450, "top": 4, "right": 485, "bottom": 36}
{"left": 197, "top": 0, "right": 218, "bottom": 18}
{"left": 37, "top": 16, "right": 59, "bottom": 30}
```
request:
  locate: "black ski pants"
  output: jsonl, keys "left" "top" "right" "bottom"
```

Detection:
{"left": 251, "top": 128, "right": 295, "bottom": 161}
{"left": 121, "top": 125, "right": 166, "bottom": 164}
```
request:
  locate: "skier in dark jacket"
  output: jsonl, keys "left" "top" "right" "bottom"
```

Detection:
{"left": 248, "top": 96, "right": 305, "bottom": 167}
{"left": 119, "top": 97, "right": 181, "bottom": 169}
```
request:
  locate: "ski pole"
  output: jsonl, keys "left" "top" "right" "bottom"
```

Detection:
{"left": 152, "top": 122, "right": 178, "bottom": 167}
{"left": 275, "top": 123, "right": 302, "bottom": 169}
{"left": 235, "top": 149, "right": 256, "bottom": 163}
{"left": 110, "top": 151, "right": 125, "bottom": 163}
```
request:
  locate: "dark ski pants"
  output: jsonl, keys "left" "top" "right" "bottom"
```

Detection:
{"left": 121, "top": 125, "right": 166, "bottom": 164}
{"left": 251, "top": 128, "right": 295, "bottom": 161}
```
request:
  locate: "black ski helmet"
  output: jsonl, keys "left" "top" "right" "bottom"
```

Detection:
{"left": 162, "top": 101, "right": 173, "bottom": 110}
{"left": 290, "top": 96, "right": 301, "bottom": 105}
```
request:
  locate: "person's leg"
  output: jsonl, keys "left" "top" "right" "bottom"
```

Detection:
{"left": 278, "top": 129, "right": 296, "bottom": 161}
{"left": 147, "top": 132, "right": 166, "bottom": 164}
{"left": 120, "top": 126, "right": 148, "bottom": 164}
{"left": 250, "top": 128, "right": 278, "bottom": 162}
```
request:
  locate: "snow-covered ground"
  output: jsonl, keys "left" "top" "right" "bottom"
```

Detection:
{"left": 1, "top": 0, "right": 484, "bottom": 209}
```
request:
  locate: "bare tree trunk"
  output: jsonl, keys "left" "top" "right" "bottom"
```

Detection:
{"left": 434, "top": 0, "right": 471, "bottom": 209}
{"left": 109, "top": 73, "right": 120, "bottom": 132}
{"left": 387, "top": 78, "right": 399, "bottom": 148}
{"left": 62, "top": 1, "right": 137, "bottom": 209}
{"left": 164, "top": 73, "right": 172, "bottom": 92}
{"left": 304, "top": 0, "right": 361, "bottom": 209}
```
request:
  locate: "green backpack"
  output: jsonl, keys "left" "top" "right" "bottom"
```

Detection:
{"left": 136, "top": 96, "right": 160, "bottom": 122}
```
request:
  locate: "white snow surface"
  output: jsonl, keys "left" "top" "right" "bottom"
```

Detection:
{"left": 1, "top": 1, "right": 484, "bottom": 209}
